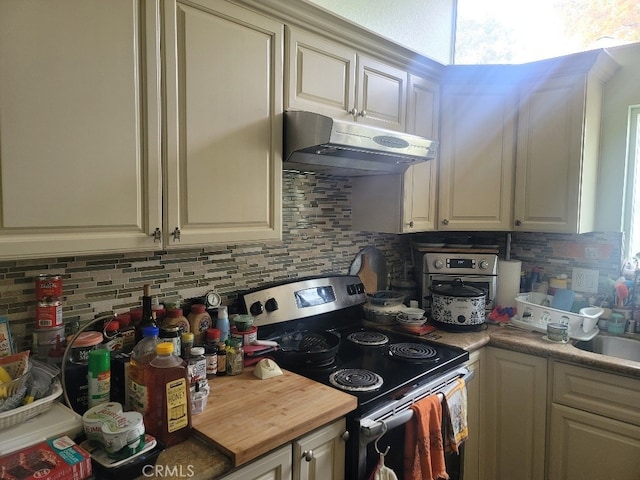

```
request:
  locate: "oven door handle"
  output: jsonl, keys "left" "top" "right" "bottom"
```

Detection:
{"left": 360, "top": 369, "right": 475, "bottom": 440}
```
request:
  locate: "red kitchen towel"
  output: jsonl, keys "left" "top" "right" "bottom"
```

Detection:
{"left": 404, "top": 394, "right": 449, "bottom": 480}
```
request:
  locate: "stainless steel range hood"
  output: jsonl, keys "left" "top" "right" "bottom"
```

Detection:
{"left": 283, "top": 111, "right": 438, "bottom": 176}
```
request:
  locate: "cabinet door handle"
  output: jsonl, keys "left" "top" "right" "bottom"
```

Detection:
{"left": 341, "top": 431, "right": 350, "bottom": 442}
{"left": 442, "top": 219, "right": 449, "bottom": 225}
{"left": 358, "top": 109, "right": 367, "bottom": 118}
{"left": 406, "top": 221, "right": 415, "bottom": 228}
{"left": 348, "top": 108, "right": 359, "bottom": 116}
{"left": 302, "top": 450, "right": 314, "bottom": 462}
{"left": 514, "top": 220, "right": 522, "bottom": 226}
{"left": 152, "top": 228, "right": 162, "bottom": 242}
{"left": 172, "top": 227, "right": 181, "bottom": 241}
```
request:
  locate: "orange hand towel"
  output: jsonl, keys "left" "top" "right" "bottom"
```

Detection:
{"left": 404, "top": 394, "right": 449, "bottom": 480}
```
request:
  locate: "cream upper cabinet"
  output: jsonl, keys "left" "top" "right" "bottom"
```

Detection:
{"left": 513, "top": 51, "right": 619, "bottom": 233}
{"left": 484, "top": 347, "right": 548, "bottom": 480}
{"left": 162, "top": 0, "right": 282, "bottom": 247}
{"left": 437, "top": 67, "right": 518, "bottom": 231}
{"left": 548, "top": 362, "right": 640, "bottom": 480}
{"left": 351, "top": 74, "right": 440, "bottom": 233}
{"left": 286, "top": 28, "right": 406, "bottom": 131}
{"left": 293, "top": 419, "right": 347, "bottom": 480}
{"left": 0, "top": 0, "right": 163, "bottom": 259}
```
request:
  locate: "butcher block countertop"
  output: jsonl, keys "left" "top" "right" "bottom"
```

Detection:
{"left": 192, "top": 366, "right": 357, "bottom": 467}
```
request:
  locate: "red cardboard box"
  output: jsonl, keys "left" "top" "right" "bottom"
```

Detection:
{"left": 0, "top": 435, "right": 92, "bottom": 480}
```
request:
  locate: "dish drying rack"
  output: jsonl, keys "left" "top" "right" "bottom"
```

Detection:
{"left": 510, "top": 293, "right": 601, "bottom": 341}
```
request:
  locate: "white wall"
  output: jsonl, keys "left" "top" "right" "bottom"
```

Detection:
{"left": 306, "top": 0, "right": 456, "bottom": 64}
{"left": 597, "top": 43, "right": 640, "bottom": 232}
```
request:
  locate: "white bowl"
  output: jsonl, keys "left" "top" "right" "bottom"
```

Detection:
{"left": 403, "top": 307, "right": 425, "bottom": 321}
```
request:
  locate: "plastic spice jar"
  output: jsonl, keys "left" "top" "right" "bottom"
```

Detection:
{"left": 68, "top": 331, "right": 104, "bottom": 364}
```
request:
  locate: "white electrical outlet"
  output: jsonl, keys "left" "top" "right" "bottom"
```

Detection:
{"left": 572, "top": 268, "right": 599, "bottom": 293}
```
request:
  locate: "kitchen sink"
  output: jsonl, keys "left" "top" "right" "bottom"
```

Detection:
{"left": 573, "top": 335, "right": 640, "bottom": 363}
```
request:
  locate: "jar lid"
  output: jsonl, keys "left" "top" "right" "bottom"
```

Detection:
{"left": 190, "top": 346, "right": 205, "bottom": 356}
{"left": 68, "top": 331, "right": 103, "bottom": 347}
{"left": 206, "top": 328, "right": 221, "bottom": 340}
{"left": 116, "top": 313, "right": 131, "bottom": 327}
{"left": 157, "top": 342, "right": 174, "bottom": 355}
{"left": 161, "top": 325, "right": 180, "bottom": 333}
{"left": 105, "top": 321, "right": 120, "bottom": 332}
{"left": 181, "top": 332, "right": 195, "bottom": 341}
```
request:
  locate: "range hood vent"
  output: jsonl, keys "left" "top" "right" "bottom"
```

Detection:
{"left": 283, "top": 111, "right": 438, "bottom": 176}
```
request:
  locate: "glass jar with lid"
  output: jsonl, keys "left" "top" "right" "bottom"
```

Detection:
{"left": 226, "top": 338, "right": 244, "bottom": 376}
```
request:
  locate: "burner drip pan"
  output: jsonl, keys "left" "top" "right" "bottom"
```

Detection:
{"left": 347, "top": 331, "right": 389, "bottom": 346}
{"left": 329, "top": 369, "right": 383, "bottom": 392}
{"left": 388, "top": 343, "right": 439, "bottom": 362}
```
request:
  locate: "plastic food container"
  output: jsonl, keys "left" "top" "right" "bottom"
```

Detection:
{"left": 67, "top": 331, "right": 103, "bottom": 364}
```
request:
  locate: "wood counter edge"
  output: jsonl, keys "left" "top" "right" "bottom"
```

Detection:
{"left": 191, "top": 367, "right": 358, "bottom": 467}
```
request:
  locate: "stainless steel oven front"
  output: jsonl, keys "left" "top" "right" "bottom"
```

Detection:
{"left": 419, "top": 252, "right": 498, "bottom": 312}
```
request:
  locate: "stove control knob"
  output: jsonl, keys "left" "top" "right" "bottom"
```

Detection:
{"left": 478, "top": 260, "right": 490, "bottom": 270}
{"left": 347, "top": 284, "right": 356, "bottom": 295}
{"left": 432, "top": 258, "right": 445, "bottom": 270}
{"left": 250, "top": 301, "right": 264, "bottom": 316}
{"left": 356, "top": 283, "right": 365, "bottom": 294}
{"left": 265, "top": 298, "right": 279, "bottom": 312}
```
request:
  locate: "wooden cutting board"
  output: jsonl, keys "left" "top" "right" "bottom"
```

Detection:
{"left": 191, "top": 367, "right": 357, "bottom": 466}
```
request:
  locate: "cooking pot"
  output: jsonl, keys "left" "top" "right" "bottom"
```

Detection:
{"left": 267, "top": 329, "right": 340, "bottom": 367}
{"left": 429, "top": 278, "right": 486, "bottom": 331}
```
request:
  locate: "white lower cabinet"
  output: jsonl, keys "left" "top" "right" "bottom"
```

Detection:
{"left": 222, "top": 419, "right": 346, "bottom": 480}
{"left": 548, "top": 362, "right": 640, "bottom": 480}
{"left": 222, "top": 445, "right": 292, "bottom": 480}
{"left": 483, "top": 347, "right": 548, "bottom": 480}
{"left": 293, "top": 418, "right": 346, "bottom": 480}
{"left": 463, "top": 349, "right": 483, "bottom": 480}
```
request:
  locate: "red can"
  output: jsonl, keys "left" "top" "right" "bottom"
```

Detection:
{"left": 35, "top": 299, "right": 63, "bottom": 328}
{"left": 35, "top": 274, "right": 63, "bottom": 300}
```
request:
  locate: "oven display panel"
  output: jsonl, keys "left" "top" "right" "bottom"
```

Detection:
{"left": 447, "top": 258, "right": 475, "bottom": 269}
{"left": 294, "top": 286, "right": 336, "bottom": 308}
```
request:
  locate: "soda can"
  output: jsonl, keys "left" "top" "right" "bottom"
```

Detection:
{"left": 35, "top": 274, "right": 63, "bottom": 300}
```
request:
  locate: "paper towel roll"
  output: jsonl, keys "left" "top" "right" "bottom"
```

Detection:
{"left": 497, "top": 260, "right": 522, "bottom": 308}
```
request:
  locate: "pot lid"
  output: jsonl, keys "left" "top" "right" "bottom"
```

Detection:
{"left": 430, "top": 278, "right": 484, "bottom": 297}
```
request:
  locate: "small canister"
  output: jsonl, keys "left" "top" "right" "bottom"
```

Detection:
{"left": 607, "top": 312, "right": 625, "bottom": 334}
{"left": 160, "top": 325, "right": 181, "bottom": 357}
{"left": 626, "top": 319, "right": 636, "bottom": 334}
{"left": 35, "top": 298, "right": 63, "bottom": 329}
{"left": 230, "top": 325, "right": 257, "bottom": 346}
{"left": 546, "top": 322, "right": 569, "bottom": 343}
{"left": 67, "top": 331, "right": 103, "bottom": 363}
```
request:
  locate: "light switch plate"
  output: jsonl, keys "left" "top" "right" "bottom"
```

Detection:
{"left": 572, "top": 268, "right": 599, "bottom": 293}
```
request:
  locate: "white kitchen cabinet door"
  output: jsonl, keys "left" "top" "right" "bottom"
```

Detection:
{"left": 463, "top": 349, "right": 484, "bottom": 480}
{"left": 293, "top": 418, "right": 347, "bottom": 480}
{"left": 548, "top": 404, "right": 640, "bottom": 480}
{"left": 163, "top": 0, "right": 283, "bottom": 247}
{"left": 285, "top": 28, "right": 406, "bottom": 132}
{"left": 513, "top": 52, "right": 617, "bottom": 233}
{"left": 438, "top": 72, "right": 517, "bottom": 231}
{"left": 0, "top": 0, "right": 162, "bottom": 259}
{"left": 285, "top": 27, "right": 356, "bottom": 122}
{"left": 484, "top": 347, "right": 547, "bottom": 480}
{"left": 351, "top": 74, "right": 440, "bottom": 233}
{"left": 222, "top": 444, "right": 292, "bottom": 480}
{"left": 356, "top": 55, "right": 407, "bottom": 132}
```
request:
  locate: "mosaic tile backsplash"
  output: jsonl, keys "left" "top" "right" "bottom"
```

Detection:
{"left": 0, "top": 170, "right": 624, "bottom": 352}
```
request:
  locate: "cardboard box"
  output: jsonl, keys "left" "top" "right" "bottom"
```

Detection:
{"left": 0, "top": 435, "right": 92, "bottom": 480}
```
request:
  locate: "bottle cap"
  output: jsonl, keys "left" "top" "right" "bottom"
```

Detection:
{"left": 157, "top": 342, "right": 174, "bottom": 355}
{"left": 88, "top": 348, "right": 111, "bottom": 372}
{"left": 143, "top": 326, "right": 159, "bottom": 337}
{"left": 191, "top": 347, "right": 205, "bottom": 356}
{"left": 168, "top": 308, "right": 184, "bottom": 318}
{"left": 181, "top": 332, "right": 195, "bottom": 343}
{"left": 191, "top": 304, "right": 206, "bottom": 314}
{"left": 206, "top": 328, "right": 221, "bottom": 340}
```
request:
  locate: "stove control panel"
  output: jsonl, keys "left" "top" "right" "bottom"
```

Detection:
{"left": 239, "top": 275, "right": 366, "bottom": 327}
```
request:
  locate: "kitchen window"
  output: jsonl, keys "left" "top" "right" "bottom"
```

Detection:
{"left": 625, "top": 106, "right": 640, "bottom": 260}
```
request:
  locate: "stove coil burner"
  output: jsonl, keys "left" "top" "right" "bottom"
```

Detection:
{"left": 388, "top": 343, "right": 439, "bottom": 362}
{"left": 347, "top": 331, "right": 389, "bottom": 346}
{"left": 329, "top": 369, "right": 384, "bottom": 392}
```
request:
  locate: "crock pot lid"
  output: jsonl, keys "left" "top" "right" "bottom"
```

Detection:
{"left": 430, "top": 278, "right": 484, "bottom": 297}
